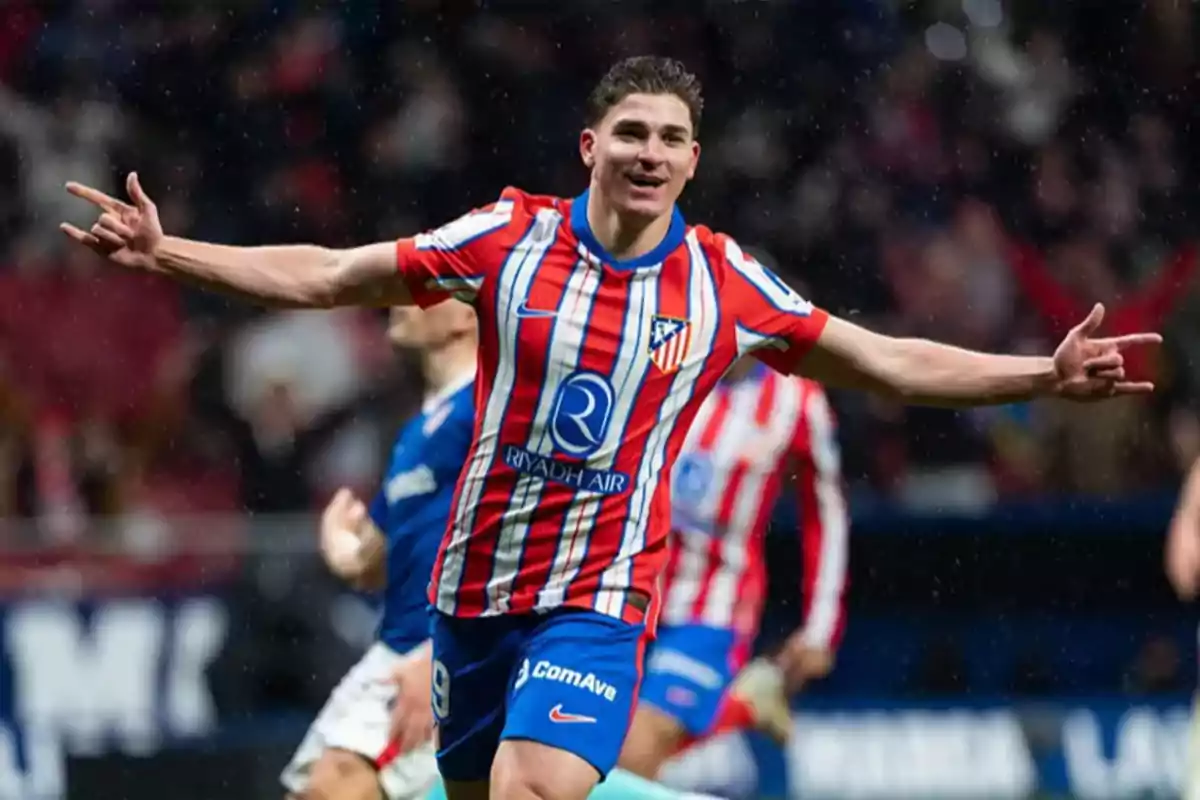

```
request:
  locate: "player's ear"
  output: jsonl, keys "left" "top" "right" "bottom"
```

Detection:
{"left": 686, "top": 141, "right": 700, "bottom": 180}
{"left": 580, "top": 129, "right": 597, "bottom": 170}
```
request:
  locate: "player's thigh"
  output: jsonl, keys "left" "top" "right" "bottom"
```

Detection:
{"left": 618, "top": 704, "right": 689, "bottom": 779}
{"left": 308, "top": 748, "right": 383, "bottom": 800}
{"left": 637, "top": 625, "right": 738, "bottom": 738}
{"left": 431, "top": 612, "right": 525, "bottom": 783}
{"left": 492, "top": 738, "right": 602, "bottom": 800}
{"left": 502, "top": 610, "right": 646, "bottom": 783}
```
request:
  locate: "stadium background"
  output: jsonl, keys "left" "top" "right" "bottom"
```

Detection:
{"left": 1, "top": 0, "right": 1198, "bottom": 797}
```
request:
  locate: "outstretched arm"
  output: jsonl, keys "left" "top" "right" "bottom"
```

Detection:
{"left": 1167, "top": 457, "right": 1200, "bottom": 600}
{"left": 798, "top": 304, "right": 1159, "bottom": 407}
{"left": 723, "top": 234, "right": 1161, "bottom": 408}
{"left": 61, "top": 173, "right": 409, "bottom": 308}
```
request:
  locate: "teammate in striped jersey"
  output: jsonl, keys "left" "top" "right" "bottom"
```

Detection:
{"left": 64, "top": 56, "right": 1160, "bottom": 800}
{"left": 619, "top": 358, "right": 848, "bottom": 778}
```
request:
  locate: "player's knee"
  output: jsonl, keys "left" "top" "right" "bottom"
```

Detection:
{"left": 308, "top": 749, "right": 382, "bottom": 800}
{"left": 618, "top": 706, "right": 686, "bottom": 779}
{"left": 491, "top": 740, "right": 598, "bottom": 800}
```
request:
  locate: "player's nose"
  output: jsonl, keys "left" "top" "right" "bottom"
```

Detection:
{"left": 637, "top": 137, "right": 669, "bottom": 163}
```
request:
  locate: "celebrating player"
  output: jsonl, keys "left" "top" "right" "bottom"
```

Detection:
{"left": 63, "top": 56, "right": 1160, "bottom": 800}
{"left": 619, "top": 358, "right": 848, "bottom": 778}
{"left": 280, "top": 302, "right": 477, "bottom": 800}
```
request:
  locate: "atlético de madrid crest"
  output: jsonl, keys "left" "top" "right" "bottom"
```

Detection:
{"left": 648, "top": 314, "right": 692, "bottom": 375}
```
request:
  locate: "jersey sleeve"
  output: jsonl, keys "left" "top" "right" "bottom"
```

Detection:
{"left": 790, "top": 382, "right": 850, "bottom": 651}
{"left": 394, "top": 188, "right": 522, "bottom": 308}
{"left": 719, "top": 235, "right": 830, "bottom": 375}
{"left": 367, "top": 488, "right": 389, "bottom": 534}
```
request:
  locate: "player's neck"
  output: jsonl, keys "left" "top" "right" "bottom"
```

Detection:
{"left": 422, "top": 340, "right": 476, "bottom": 399}
{"left": 585, "top": 190, "right": 674, "bottom": 262}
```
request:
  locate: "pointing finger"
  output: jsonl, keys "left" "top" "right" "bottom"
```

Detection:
{"left": 65, "top": 182, "right": 133, "bottom": 213}
{"left": 1094, "top": 333, "right": 1163, "bottom": 348}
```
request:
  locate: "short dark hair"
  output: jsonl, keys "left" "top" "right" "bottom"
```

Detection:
{"left": 586, "top": 56, "right": 704, "bottom": 135}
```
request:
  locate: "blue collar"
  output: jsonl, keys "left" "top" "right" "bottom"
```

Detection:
{"left": 569, "top": 189, "right": 687, "bottom": 271}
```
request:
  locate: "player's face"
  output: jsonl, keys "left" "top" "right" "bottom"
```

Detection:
{"left": 581, "top": 93, "right": 700, "bottom": 221}
{"left": 387, "top": 301, "right": 476, "bottom": 350}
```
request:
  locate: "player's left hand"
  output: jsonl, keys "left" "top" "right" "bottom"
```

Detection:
{"left": 61, "top": 172, "right": 163, "bottom": 271}
{"left": 775, "top": 634, "right": 835, "bottom": 692}
{"left": 1051, "top": 303, "right": 1162, "bottom": 402}
{"left": 386, "top": 645, "right": 435, "bottom": 756}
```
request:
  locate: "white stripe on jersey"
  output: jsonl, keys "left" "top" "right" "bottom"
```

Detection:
{"left": 594, "top": 230, "right": 721, "bottom": 618}
{"left": 416, "top": 200, "right": 515, "bottom": 303}
{"left": 723, "top": 237, "right": 815, "bottom": 317}
{"left": 535, "top": 267, "right": 661, "bottom": 610}
{"left": 429, "top": 275, "right": 485, "bottom": 300}
{"left": 734, "top": 323, "right": 786, "bottom": 358}
{"left": 799, "top": 386, "right": 850, "bottom": 648}
{"left": 435, "top": 209, "right": 561, "bottom": 613}
{"left": 485, "top": 257, "right": 603, "bottom": 611}
{"left": 700, "top": 377, "right": 802, "bottom": 628}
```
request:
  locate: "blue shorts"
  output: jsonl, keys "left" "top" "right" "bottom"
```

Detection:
{"left": 637, "top": 624, "right": 738, "bottom": 736}
{"left": 431, "top": 609, "right": 646, "bottom": 781}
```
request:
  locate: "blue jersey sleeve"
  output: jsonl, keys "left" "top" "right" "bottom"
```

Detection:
{"left": 368, "top": 489, "right": 389, "bottom": 533}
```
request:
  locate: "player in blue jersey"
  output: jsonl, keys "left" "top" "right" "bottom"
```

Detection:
{"left": 281, "top": 300, "right": 478, "bottom": 800}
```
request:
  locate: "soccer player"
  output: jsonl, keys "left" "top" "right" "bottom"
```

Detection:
{"left": 62, "top": 55, "right": 1159, "bottom": 800}
{"left": 281, "top": 301, "right": 477, "bottom": 800}
{"left": 1166, "top": 455, "right": 1200, "bottom": 800}
{"left": 619, "top": 357, "right": 848, "bottom": 778}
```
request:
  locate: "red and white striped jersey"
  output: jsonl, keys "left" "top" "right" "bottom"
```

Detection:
{"left": 395, "top": 187, "right": 829, "bottom": 630}
{"left": 660, "top": 367, "right": 849, "bottom": 650}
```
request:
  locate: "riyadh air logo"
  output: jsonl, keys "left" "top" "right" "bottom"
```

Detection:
{"left": 549, "top": 370, "right": 615, "bottom": 458}
{"left": 648, "top": 315, "right": 692, "bottom": 374}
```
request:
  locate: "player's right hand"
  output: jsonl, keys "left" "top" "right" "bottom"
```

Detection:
{"left": 321, "top": 487, "right": 367, "bottom": 537}
{"left": 61, "top": 172, "right": 163, "bottom": 271}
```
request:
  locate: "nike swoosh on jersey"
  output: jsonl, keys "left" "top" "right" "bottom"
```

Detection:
{"left": 514, "top": 300, "right": 558, "bottom": 319}
{"left": 547, "top": 704, "right": 597, "bottom": 723}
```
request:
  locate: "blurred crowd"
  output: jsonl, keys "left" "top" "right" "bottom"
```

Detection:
{"left": 1, "top": 0, "right": 1200, "bottom": 542}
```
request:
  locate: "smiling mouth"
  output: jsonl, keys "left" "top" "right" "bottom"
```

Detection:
{"left": 626, "top": 175, "right": 666, "bottom": 189}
